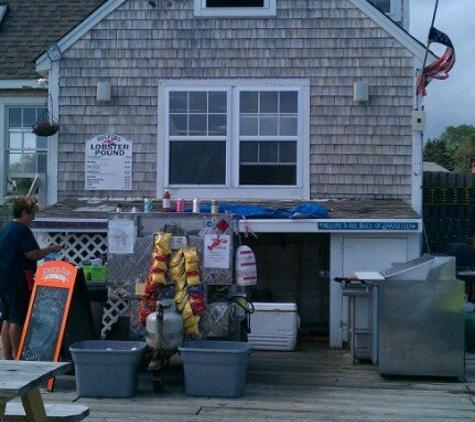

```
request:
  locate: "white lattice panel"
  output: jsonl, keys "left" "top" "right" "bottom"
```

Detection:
{"left": 35, "top": 232, "right": 108, "bottom": 265}
{"left": 101, "top": 297, "right": 129, "bottom": 339}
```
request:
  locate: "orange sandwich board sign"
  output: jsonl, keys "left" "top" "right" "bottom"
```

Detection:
{"left": 16, "top": 261, "right": 78, "bottom": 391}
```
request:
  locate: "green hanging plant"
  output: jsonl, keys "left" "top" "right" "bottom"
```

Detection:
{"left": 32, "top": 94, "right": 59, "bottom": 137}
{"left": 32, "top": 119, "right": 59, "bottom": 137}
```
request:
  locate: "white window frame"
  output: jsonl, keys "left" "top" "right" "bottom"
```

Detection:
{"left": 157, "top": 79, "right": 310, "bottom": 201}
{"left": 194, "top": 0, "right": 276, "bottom": 18}
{"left": 0, "top": 97, "right": 47, "bottom": 199}
{"left": 369, "top": 0, "right": 402, "bottom": 21}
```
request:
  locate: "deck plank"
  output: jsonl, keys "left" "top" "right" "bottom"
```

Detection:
{"left": 31, "top": 343, "right": 475, "bottom": 421}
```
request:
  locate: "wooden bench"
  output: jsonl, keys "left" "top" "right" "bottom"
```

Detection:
{"left": 3, "top": 403, "right": 89, "bottom": 422}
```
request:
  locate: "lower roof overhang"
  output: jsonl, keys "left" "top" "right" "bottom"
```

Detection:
{"left": 31, "top": 198, "right": 422, "bottom": 235}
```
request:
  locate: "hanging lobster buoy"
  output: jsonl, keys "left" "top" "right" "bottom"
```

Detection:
{"left": 235, "top": 245, "right": 257, "bottom": 286}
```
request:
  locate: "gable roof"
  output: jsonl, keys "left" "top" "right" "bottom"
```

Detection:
{"left": 35, "top": 0, "right": 431, "bottom": 73}
{"left": 0, "top": 0, "right": 106, "bottom": 81}
{"left": 350, "top": 0, "right": 428, "bottom": 61}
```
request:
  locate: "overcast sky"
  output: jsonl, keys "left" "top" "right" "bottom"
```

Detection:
{"left": 409, "top": 0, "right": 475, "bottom": 139}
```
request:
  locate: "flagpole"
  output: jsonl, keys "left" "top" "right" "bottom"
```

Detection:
{"left": 420, "top": 0, "right": 440, "bottom": 71}
{"left": 417, "top": 0, "right": 440, "bottom": 108}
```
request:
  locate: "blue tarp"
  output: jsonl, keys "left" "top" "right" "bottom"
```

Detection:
{"left": 198, "top": 203, "right": 328, "bottom": 219}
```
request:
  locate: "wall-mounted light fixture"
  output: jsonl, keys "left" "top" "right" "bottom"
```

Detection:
{"left": 96, "top": 82, "right": 112, "bottom": 102}
{"left": 353, "top": 81, "right": 369, "bottom": 103}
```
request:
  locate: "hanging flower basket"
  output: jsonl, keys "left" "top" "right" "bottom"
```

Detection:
{"left": 32, "top": 94, "right": 59, "bottom": 137}
{"left": 32, "top": 120, "right": 59, "bottom": 137}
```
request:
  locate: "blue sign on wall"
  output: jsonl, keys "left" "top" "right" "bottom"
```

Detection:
{"left": 317, "top": 221, "right": 420, "bottom": 231}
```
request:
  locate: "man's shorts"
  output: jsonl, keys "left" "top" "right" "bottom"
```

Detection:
{"left": 0, "top": 275, "right": 31, "bottom": 324}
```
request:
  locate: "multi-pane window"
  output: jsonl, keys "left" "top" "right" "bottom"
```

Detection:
{"left": 161, "top": 81, "right": 308, "bottom": 200}
{"left": 206, "top": 0, "right": 264, "bottom": 6}
{"left": 368, "top": 0, "right": 402, "bottom": 22}
{"left": 239, "top": 91, "right": 298, "bottom": 185}
{"left": 369, "top": 0, "right": 391, "bottom": 13}
{"left": 169, "top": 91, "right": 227, "bottom": 185}
{"left": 7, "top": 106, "right": 48, "bottom": 194}
{"left": 195, "top": 0, "right": 276, "bottom": 17}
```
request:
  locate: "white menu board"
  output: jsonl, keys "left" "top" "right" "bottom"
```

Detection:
{"left": 85, "top": 134, "right": 132, "bottom": 190}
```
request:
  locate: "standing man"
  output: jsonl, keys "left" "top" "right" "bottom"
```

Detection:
{"left": 0, "top": 196, "right": 62, "bottom": 359}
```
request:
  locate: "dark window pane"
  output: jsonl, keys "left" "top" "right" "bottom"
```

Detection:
{"left": 36, "top": 108, "right": 46, "bottom": 119}
{"left": 280, "top": 91, "right": 298, "bottom": 113}
{"left": 209, "top": 91, "right": 227, "bottom": 113}
{"left": 240, "top": 91, "right": 258, "bottom": 113}
{"left": 9, "top": 108, "right": 21, "bottom": 127}
{"left": 170, "top": 114, "right": 187, "bottom": 135}
{"left": 189, "top": 92, "right": 207, "bottom": 113}
{"left": 240, "top": 141, "right": 259, "bottom": 162}
{"left": 280, "top": 142, "right": 297, "bottom": 163}
{"left": 170, "top": 92, "right": 187, "bottom": 113}
{"left": 23, "top": 108, "right": 37, "bottom": 126}
{"left": 369, "top": 0, "right": 390, "bottom": 13}
{"left": 209, "top": 114, "right": 227, "bottom": 136}
{"left": 260, "top": 141, "right": 278, "bottom": 163}
{"left": 206, "top": 0, "right": 264, "bottom": 7}
{"left": 37, "top": 152, "right": 47, "bottom": 173}
{"left": 239, "top": 164, "right": 296, "bottom": 185}
{"left": 260, "top": 91, "right": 278, "bottom": 113}
{"left": 189, "top": 114, "right": 208, "bottom": 135}
{"left": 169, "top": 141, "right": 226, "bottom": 184}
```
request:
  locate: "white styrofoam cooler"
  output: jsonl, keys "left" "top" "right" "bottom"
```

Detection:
{"left": 248, "top": 302, "right": 299, "bottom": 351}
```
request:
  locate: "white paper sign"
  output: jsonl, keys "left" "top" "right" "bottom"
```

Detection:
{"left": 108, "top": 219, "right": 135, "bottom": 254}
{"left": 85, "top": 134, "right": 132, "bottom": 190}
{"left": 203, "top": 234, "right": 231, "bottom": 269}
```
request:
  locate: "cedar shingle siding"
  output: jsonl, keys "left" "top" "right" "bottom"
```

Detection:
{"left": 57, "top": 0, "right": 414, "bottom": 201}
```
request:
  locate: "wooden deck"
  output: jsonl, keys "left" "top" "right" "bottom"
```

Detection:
{"left": 36, "top": 340, "right": 475, "bottom": 422}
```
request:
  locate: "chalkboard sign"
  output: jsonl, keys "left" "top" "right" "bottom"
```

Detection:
{"left": 17, "top": 262, "right": 77, "bottom": 364}
{"left": 16, "top": 261, "right": 97, "bottom": 390}
{"left": 19, "top": 285, "right": 69, "bottom": 361}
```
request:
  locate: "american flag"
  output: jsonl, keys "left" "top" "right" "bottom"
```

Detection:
{"left": 416, "top": 27, "right": 456, "bottom": 96}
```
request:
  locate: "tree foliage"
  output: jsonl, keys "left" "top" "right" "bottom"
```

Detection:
{"left": 440, "top": 125, "right": 475, "bottom": 148}
{"left": 424, "top": 125, "right": 475, "bottom": 173}
{"left": 423, "top": 138, "right": 453, "bottom": 170}
{"left": 451, "top": 134, "right": 475, "bottom": 173}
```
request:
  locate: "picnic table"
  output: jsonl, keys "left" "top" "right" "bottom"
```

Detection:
{"left": 0, "top": 360, "right": 88, "bottom": 422}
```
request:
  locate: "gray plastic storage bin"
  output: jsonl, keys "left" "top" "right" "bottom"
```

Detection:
{"left": 178, "top": 340, "right": 252, "bottom": 397}
{"left": 70, "top": 340, "right": 147, "bottom": 398}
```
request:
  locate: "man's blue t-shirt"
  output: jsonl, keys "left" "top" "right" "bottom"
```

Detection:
{"left": 0, "top": 221, "right": 39, "bottom": 280}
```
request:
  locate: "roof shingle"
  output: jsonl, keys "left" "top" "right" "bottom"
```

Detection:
{"left": 0, "top": 0, "right": 106, "bottom": 80}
